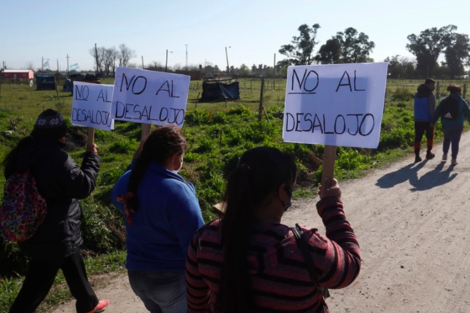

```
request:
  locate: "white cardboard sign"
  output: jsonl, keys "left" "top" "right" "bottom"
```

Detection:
{"left": 71, "top": 82, "right": 114, "bottom": 131}
{"left": 282, "top": 62, "right": 388, "bottom": 148}
{"left": 112, "top": 67, "right": 190, "bottom": 127}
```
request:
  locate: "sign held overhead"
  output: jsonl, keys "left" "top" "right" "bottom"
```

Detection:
{"left": 112, "top": 67, "right": 190, "bottom": 127}
{"left": 282, "top": 62, "right": 388, "bottom": 149}
{"left": 71, "top": 82, "right": 114, "bottom": 131}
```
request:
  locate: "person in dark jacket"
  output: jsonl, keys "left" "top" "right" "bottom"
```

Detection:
{"left": 413, "top": 78, "right": 436, "bottom": 163}
{"left": 431, "top": 84, "right": 470, "bottom": 166}
{"left": 2, "top": 109, "right": 108, "bottom": 313}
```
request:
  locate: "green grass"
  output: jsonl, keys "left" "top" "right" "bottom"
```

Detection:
{"left": 0, "top": 76, "right": 469, "bottom": 312}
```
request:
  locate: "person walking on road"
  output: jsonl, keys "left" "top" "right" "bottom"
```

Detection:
{"left": 111, "top": 126, "right": 204, "bottom": 313}
{"left": 431, "top": 84, "right": 470, "bottom": 166}
{"left": 4, "top": 109, "right": 108, "bottom": 313}
{"left": 186, "top": 147, "right": 361, "bottom": 313}
{"left": 414, "top": 78, "right": 437, "bottom": 162}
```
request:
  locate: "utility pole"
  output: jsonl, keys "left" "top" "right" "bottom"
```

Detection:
{"left": 42, "top": 57, "right": 44, "bottom": 71}
{"left": 95, "top": 43, "right": 99, "bottom": 74}
{"left": 57, "top": 59, "right": 59, "bottom": 72}
{"left": 141, "top": 56, "right": 144, "bottom": 69}
{"left": 225, "top": 46, "right": 230, "bottom": 76}
{"left": 66, "top": 54, "right": 69, "bottom": 76}
{"left": 273, "top": 53, "right": 276, "bottom": 90}
{"left": 185, "top": 44, "right": 188, "bottom": 70}
{"left": 165, "top": 50, "right": 172, "bottom": 72}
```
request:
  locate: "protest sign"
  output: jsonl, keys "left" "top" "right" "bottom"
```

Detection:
{"left": 71, "top": 82, "right": 114, "bottom": 131}
{"left": 282, "top": 62, "right": 388, "bottom": 149}
{"left": 111, "top": 67, "right": 190, "bottom": 128}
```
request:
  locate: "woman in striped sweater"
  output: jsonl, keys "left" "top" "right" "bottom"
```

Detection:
{"left": 186, "top": 147, "right": 361, "bottom": 313}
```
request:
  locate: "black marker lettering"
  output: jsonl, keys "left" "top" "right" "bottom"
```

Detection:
{"left": 285, "top": 113, "right": 295, "bottom": 132}
{"left": 312, "top": 114, "right": 323, "bottom": 133}
{"left": 336, "top": 71, "right": 352, "bottom": 92}
{"left": 115, "top": 101, "right": 125, "bottom": 118}
{"left": 133, "top": 104, "right": 142, "bottom": 120}
{"left": 156, "top": 81, "right": 171, "bottom": 96}
{"left": 334, "top": 115, "right": 346, "bottom": 134}
{"left": 347, "top": 114, "right": 362, "bottom": 135}
{"left": 303, "top": 113, "right": 313, "bottom": 132}
{"left": 323, "top": 114, "right": 334, "bottom": 134}
{"left": 359, "top": 113, "right": 374, "bottom": 136}
{"left": 354, "top": 70, "right": 365, "bottom": 91}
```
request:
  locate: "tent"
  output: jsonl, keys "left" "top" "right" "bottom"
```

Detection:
{"left": 198, "top": 81, "right": 240, "bottom": 103}
{"left": 63, "top": 73, "right": 101, "bottom": 92}
{"left": 35, "top": 73, "right": 56, "bottom": 90}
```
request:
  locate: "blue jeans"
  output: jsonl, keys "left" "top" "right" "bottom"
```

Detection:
{"left": 128, "top": 270, "right": 186, "bottom": 313}
{"left": 442, "top": 125, "right": 464, "bottom": 159}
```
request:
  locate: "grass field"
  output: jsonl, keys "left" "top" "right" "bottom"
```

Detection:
{"left": 0, "top": 75, "right": 469, "bottom": 312}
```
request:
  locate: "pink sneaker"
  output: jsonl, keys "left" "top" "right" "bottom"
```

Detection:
{"left": 85, "top": 300, "right": 109, "bottom": 313}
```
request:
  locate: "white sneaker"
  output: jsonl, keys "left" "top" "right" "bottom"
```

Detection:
{"left": 451, "top": 159, "right": 458, "bottom": 166}
{"left": 442, "top": 154, "right": 448, "bottom": 161}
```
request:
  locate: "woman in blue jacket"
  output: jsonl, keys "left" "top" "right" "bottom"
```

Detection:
{"left": 431, "top": 84, "right": 470, "bottom": 166}
{"left": 111, "top": 126, "right": 204, "bottom": 313}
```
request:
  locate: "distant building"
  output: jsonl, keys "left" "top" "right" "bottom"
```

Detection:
{"left": 0, "top": 69, "right": 35, "bottom": 79}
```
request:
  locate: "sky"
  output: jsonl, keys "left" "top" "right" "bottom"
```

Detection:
{"left": 2, "top": 0, "right": 470, "bottom": 72}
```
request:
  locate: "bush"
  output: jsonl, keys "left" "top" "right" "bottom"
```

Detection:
{"left": 108, "top": 139, "right": 136, "bottom": 154}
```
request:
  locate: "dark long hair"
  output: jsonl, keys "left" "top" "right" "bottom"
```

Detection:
{"left": 2, "top": 136, "right": 34, "bottom": 178}
{"left": 447, "top": 84, "right": 462, "bottom": 95}
{"left": 125, "top": 126, "right": 187, "bottom": 212}
{"left": 217, "top": 147, "right": 297, "bottom": 313}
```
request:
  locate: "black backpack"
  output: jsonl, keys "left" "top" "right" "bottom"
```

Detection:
{"left": 441, "top": 96, "right": 460, "bottom": 120}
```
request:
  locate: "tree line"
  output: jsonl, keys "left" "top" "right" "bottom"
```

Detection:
{"left": 277, "top": 23, "right": 469, "bottom": 79}
{"left": 83, "top": 24, "right": 469, "bottom": 80}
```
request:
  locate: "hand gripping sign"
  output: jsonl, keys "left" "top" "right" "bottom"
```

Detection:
{"left": 112, "top": 67, "right": 191, "bottom": 141}
{"left": 283, "top": 62, "right": 388, "bottom": 183}
{"left": 71, "top": 82, "right": 115, "bottom": 145}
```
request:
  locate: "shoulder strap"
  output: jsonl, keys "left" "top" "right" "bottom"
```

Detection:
{"left": 291, "top": 226, "right": 330, "bottom": 298}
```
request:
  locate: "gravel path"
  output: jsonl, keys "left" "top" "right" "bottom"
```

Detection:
{"left": 51, "top": 131, "right": 470, "bottom": 313}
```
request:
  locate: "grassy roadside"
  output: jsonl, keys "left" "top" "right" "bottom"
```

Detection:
{"left": 0, "top": 76, "right": 469, "bottom": 312}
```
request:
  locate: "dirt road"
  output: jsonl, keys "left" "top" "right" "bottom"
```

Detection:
{"left": 52, "top": 132, "right": 470, "bottom": 313}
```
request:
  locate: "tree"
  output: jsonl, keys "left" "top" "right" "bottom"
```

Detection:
{"left": 406, "top": 25, "right": 456, "bottom": 77}
{"left": 103, "top": 47, "right": 119, "bottom": 76}
{"left": 89, "top": 46, "right": 106, "bottom": 73}
{"left": 118, "top": 44, "right": 136, "bottom": 67}
{"left": 316, "top": 38, "right": 341, "bottom": 64}
{"left": 384, "top": 55, "right": 416, "bottom": 79}
{"left": 316, "top": 28, "right": 375, "bottom": 64}
{"left": 444, "top": 33, "right": 470, "bottom": 77}
{"left": 336, "top": 27, "right": 375, "bottom": 63}
{"left": 279, "top": 24, "right": 321, "bottom": 65}
{"left": 25, "top": 62, "right": 34, "bottom": 70}
{"left": 238, "top": 64, "right": 251, "bottom": 77}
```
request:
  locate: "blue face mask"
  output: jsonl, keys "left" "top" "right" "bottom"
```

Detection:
{"left": 282, "top": 190, "right": 293, "bottom": 212}
{"left": 284, "top": 198, "right": 292, "bottom": 211}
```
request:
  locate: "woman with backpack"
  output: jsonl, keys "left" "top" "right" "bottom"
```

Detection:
{"left": 186, "top": 147, "right": 361, "bottom": 313}
{"left": 111, "top": 126, "right": 204, "bottom": 313}
{"left": 431, "top": 84, "right": 470, "bottom": 166}
{"left": 2, "top": 109, "right": 108, "bottom": 313}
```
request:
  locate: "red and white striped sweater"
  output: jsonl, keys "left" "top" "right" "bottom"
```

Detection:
{"left": 186, "top": 197, "right": 361, "bottom": 313}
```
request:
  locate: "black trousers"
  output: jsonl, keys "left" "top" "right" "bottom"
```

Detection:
{"left": 414, "top": 121, "right": 434, "bottom": 150}
{"left": 9, "top": 247, "right": 98, "bottom": 313}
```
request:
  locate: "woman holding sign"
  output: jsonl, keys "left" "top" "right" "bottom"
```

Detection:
{"left": 111, "top": 126, "right": 204, "bottom": 313}
{"left": 186, "top": 147, "right": 361, "bottom": 313}
{"left": 4, "top": 109, "right": 108, "bottom": 313}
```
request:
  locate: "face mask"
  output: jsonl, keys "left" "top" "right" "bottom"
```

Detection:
{"left": 281, "top": 190, "right": 293, "bottom": 212}
{"left": 284, "top": 198, "right": 292, "bottom": 211}
{"left": 172, "top": 160, "right": 183, "bottom": 174}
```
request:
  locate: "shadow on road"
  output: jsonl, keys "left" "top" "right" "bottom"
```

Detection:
{"left": 376, "top": 160, "right": 457, "bottom": 191}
